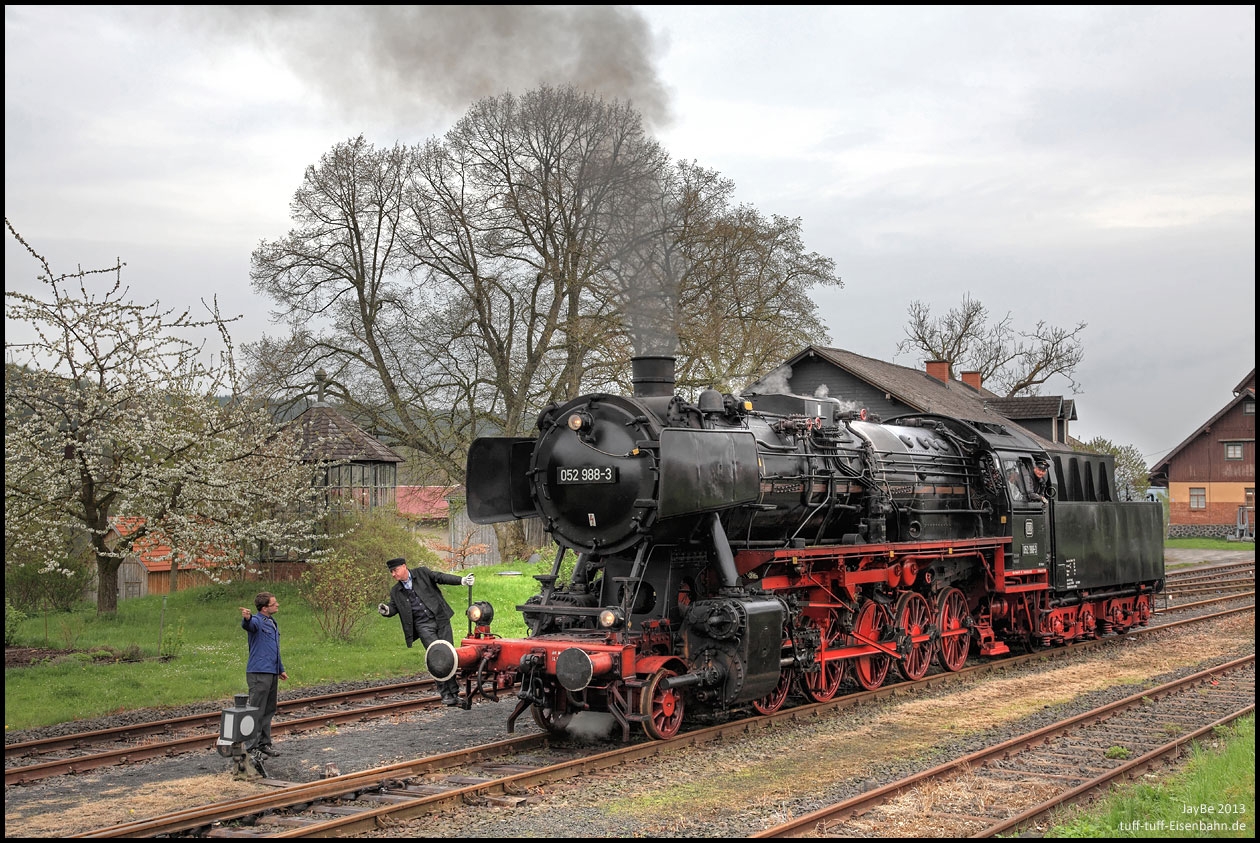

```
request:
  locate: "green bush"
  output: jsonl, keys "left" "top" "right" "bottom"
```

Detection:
{"left": 327, "top": 510, "right": 444, "bottom": 569}
{"left": 159, "top": 616, "right": 186, "bottom": 659}
{"left": 299, "top": 553, "right": 379, "bottom": 642}
{"left": 196, "top": 584, "right": 230, "bottom": 603}
{"left": 293, "top": 512, "right": 448, "bottom": 643}
{"left": 57, "top": 613, "right": 87, "bottom": 649}
{"left": 84, "top": 644, "right": 143, "bottom": 663}
{"left": 4, "top": 542, "right": 95, "bottom": 613}
{"left": 5, "top": 596, "right": 28, "bottom": 645}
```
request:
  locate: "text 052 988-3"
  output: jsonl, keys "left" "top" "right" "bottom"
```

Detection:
{"left": 557, "top": 466, "right": 618, "bottom": 485}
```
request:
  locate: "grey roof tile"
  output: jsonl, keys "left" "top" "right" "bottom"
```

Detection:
{"left": 287, "top": 404, "right": 404, "bottom": 463}
{"left": 801, "top": 346, "right": 1065, "bottom": 451}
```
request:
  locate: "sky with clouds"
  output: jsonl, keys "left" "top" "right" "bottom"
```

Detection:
{"left": 5, "top": 5, "right": 1254, "bottom": 464}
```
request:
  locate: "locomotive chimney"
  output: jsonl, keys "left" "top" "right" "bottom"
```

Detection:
{"left": 632, "top": 356, "right": 676, "bottom": 398}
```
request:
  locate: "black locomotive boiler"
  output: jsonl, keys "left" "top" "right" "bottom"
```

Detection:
{"left": 426, "top": 356, "right": 1164, "bottom": 740}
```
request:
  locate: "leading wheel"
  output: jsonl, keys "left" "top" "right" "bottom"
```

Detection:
{"left": 934, "top": 588, "right": 971, "bottom": 672}
{"left": 752, "top": 666, "right": 793, "bottom": 714}
{"left": 801, "top": 610, "right": 846, "bottom": 702}
{"left": 641, "top": 669, "right": 685, "bottom": 740}
{"left": 531, "top": 694, "right": 573, "bottom": 734}
{"left": 851, "top": 600, "right": 891, "bottom": 690}
{"left": 894, "top": 591, "right": 934, "bottom": 681}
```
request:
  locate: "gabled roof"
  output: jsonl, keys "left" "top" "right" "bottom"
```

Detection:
{"left": 1150, "top": 385, "right": 1257, "bottom": 474}
{"left": 1233, "top": 368, "right": 1256, "bottom": 396}
{"left": 396, "top": 485, "right": 461, "bottom": 519}
{"left": 784, "top": 346, "right": 1060, "bottom": 450}
{"left": 287, "top": 403, "right": 404, "bottom": 463}
{"left": 986, "top": 396, "right": 1077, "bottom": 422}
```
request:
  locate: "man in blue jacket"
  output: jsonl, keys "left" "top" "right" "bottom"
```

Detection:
{"left": 240, "top": 592, "right": 287, "bottom": 756}
{"left": 379, "top": 557, "right": 473, "bottom": 705}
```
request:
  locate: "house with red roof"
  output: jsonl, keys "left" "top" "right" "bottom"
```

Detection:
{"left": 396, "top": 485, "right": 460, "bottom": 522}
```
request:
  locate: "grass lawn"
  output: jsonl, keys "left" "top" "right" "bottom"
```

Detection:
{"left": 5, "top": 560, "right": 548, "bottom": 731}
{"left": 1047, "top": 715, "right": 1254, "bottom": 838}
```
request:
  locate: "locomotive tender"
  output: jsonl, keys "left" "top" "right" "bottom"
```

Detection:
{"left": 426, "top": 356, "right": 1164, "bottom": 740}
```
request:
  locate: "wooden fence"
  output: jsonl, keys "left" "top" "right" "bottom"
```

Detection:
{"left": 447, "top": 509, "right": 547, "bottom": 567}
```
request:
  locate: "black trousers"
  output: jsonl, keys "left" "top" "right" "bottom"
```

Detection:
{"left": 414, "top": 615, "right": 459, "bottom": 697}
{"left": 245, "top": 671, "right": 279, "bottom": 748}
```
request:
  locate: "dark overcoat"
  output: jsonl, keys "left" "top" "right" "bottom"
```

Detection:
{"left": 381, "top": 566, "right": 463, "bottom": 647}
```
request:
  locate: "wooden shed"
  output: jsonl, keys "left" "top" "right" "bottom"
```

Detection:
{"left": 106, "top": 517, "right": 306, "bottom": 602}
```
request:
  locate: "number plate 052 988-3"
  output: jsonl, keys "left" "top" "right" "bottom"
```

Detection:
{"left": 556, "top": 466, "right": 618, "bottom": 485}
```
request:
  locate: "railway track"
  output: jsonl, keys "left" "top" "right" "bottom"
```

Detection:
{"left": 1155, "top": 590, "right": 1255, "bottom": 614}
{"left": 1161, "top": 560, "right": 1253, "bottom": 605}
{"left": 68, "top": 606, "right": 1253, "bottom": 838}
{"left": 1164, "top": 575, "right": 1254, "bottom": 597}
{"left": 752, "top": 654, "right": 1254, "bottom": 837}
{"left": 6, "top": 591, "right": 1252, "bottom": 788}
{"left": 1165, "top": 560, "right": 1254, "bottom": 582}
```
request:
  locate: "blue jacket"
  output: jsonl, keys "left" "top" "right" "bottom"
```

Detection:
{"left": 241, "top": 613, "right": 285, "bottom": 675}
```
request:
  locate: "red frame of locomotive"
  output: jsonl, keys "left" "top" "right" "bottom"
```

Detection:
{"left": 443, "top": 533, "right": 1157, "bottom": 739}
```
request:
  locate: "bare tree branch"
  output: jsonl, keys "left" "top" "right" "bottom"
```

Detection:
{"left": 897, "top": 293, "right": 1085, "bottom": 397}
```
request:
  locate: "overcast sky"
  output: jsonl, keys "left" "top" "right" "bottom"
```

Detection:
{"left": 5, "top": 5, "right": 1255, "bottom": 464}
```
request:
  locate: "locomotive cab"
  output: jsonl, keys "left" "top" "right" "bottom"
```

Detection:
{"left": 1000, "top": 452, "right": 1052, "bottom": 575}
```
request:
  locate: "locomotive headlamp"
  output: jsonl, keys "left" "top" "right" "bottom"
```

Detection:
{"left": 567, "top": 412, "right": 590, "bottom": 432}
{"left": 467, "top": 601, "right": 495, "bottom": 625}
{"left": 598, "top": 607, "right": 626, "bottom": 629}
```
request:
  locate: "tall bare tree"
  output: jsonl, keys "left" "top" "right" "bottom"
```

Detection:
{"left": 402, "top": 86, "right": 672, "bottom": 560}
{"left": 247, "top": 89, "right": 671, "bottom": 557}
{"left": 601, "top": 159, "right": 842, "bottom": 393}
{"left": 247, "top": 86, "right": 845, "bottom": 561}
{"left": 403, "top": 86, "right": 672, "bottom": 429}
{"left": 5, "top": 221, "right": 328, "bottom": 614}
{"left": 676, "top": 202, "right": 840, "bottom": 389}
{"left": 897, "top": 293, "right": 1086, "bottom": 396}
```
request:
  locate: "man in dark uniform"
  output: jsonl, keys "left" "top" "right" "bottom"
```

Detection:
{"left": 378, "top": 557, "right": 473, "bottom": 705}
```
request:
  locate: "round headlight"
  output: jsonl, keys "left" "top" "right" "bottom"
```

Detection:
{"left": 467, "top": 601, "right": 494, "bottom": 624}
{"left": 598, "top": 608, "right": 625, "bottom": 629}
{"left": 567, "top": 413, "right": 586, "bottom": 431}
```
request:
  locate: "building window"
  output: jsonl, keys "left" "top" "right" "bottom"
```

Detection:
{"left": 1245, "top": 401, "right": 1255, "bottom": 415}
{"left": 1225, "top": 442, "right": 1244, "bottom": 461}
{"left": 1189, "top": 487, "right": 1207, "bottom": 510}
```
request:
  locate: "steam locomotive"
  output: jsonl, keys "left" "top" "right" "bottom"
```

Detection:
{"left": 426, "top": 356, "right": 1164, "bottom": 740}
